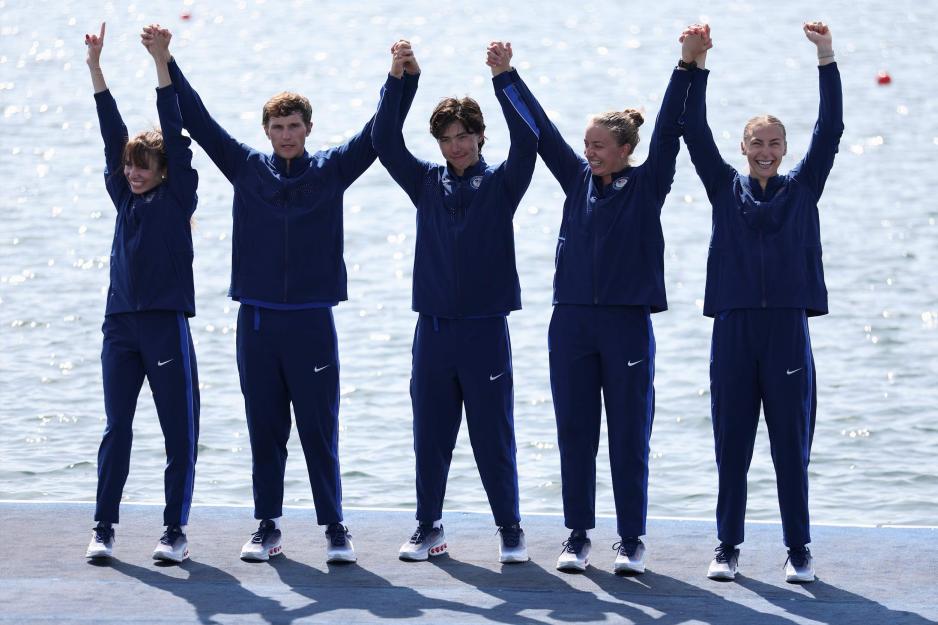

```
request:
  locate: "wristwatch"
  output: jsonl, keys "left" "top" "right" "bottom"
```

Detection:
{"left": 677, "top": 59, "right": 698, "bottom": 71}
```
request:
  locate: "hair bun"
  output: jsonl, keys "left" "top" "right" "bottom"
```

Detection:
{"left": 623, "top": 108, "right": 644, "bottom": 128}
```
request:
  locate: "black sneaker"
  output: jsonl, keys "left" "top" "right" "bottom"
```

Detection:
{"left": 556, "top": 529, "right": 591, "bottom": 571}
{"left": 240, "top": 519, "right": 282, "bottom": 561}
{"left": 498, "top": 524, "right": 529, "bottom": 563}
{"left": 784, "top": 545, "right": 815, "bottom": 583}
{"left": 325, "top": 523, "right": 356, "bottom": 563}
{"left": 399, "top": 523, "right": 447, "bottom": 561}
{"left": 152, "top": 524, "right": 189, "bottom": 563}
{"left": 707, "top": 543, "right": 740, "bottom": 580}
{"left": 613, "top": 536, "right": 646, "bottom": 574}
{"left": 85, "top": 523, "right": 115, "bottom": 559}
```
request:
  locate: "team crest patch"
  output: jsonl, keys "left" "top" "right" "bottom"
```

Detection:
{"left": 613, "top": 177, "right": 628, "bottom": 190}
{"left": 471, "top": 176, "right": 483, "bottom": 189}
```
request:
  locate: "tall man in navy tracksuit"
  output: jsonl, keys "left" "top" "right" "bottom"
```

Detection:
{"left": 372, "top": 41, "right": 538, "bottom": 563}
{"left": 152, "top": 29, "right": 417, "bottom": 562}
{"left": 681, "top": 22, "right": 843, "bottom": 583}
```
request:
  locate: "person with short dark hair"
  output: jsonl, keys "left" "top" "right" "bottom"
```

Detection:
{"left": 372, "top": 40, "right": 538, "bottom": 563}
{"left": 681, "top": 22, "right": 843, "bottom": 584}
{"left": 84, "top": 22, "right": 200, "bottom": 564}
{"left": 509, "top": 28, "right": 699, "bottom": 574}
{"left": 142, "top": 24, "right": 417, "bottom": 563}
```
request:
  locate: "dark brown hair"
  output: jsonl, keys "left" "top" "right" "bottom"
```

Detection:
{"left": 429, "top": 96, "right": 486, "bottom": 150}
{"left": 122, "top": 129, "right": 166, "bottom": 172}
{"left": 262, "top": 92, "right": 313, "bottom": 128}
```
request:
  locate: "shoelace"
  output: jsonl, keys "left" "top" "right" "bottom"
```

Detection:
{"left": 498, "top": 525, "right": 523, "bottom": 548}
{"left": 251, "top": 520, "right": 277, "bottom": 544}
{"left": 93, "top": 524, "right": 114, "bottom": 543}
{"left": 613, "top": 537, "right": 642, "bottom": 557}
{"left": 714, "top": 543, "right": 737, "bottom": 564}
{"left": 786, "top": 546, "right": 811, "bottom": 568}
{"left": 326, "top": 523, "right": 351, "bottom": 546}
{"left": 409, "top": 524, "right": 435, "bottom": 544}
{"left": 561, "top": 532, "right": 589, "bottom": 554}
{"left": 159, "top": 525, "right": 184, "bottom": 546}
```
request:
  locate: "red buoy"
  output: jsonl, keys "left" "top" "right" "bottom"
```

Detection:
{"left": 180, "top": 11, "right": 192, "bottom": 20}
{"left": 876, "top": 71, "right": 892, "bottom": 85}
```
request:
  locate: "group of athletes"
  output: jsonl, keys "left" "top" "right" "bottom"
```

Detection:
{"left": 81, "top": 19, "right": 842, "bottom": 585}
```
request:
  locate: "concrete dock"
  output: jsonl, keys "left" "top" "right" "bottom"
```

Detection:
{"left": 1, "top": 502, "right": 935, "bottom": 624}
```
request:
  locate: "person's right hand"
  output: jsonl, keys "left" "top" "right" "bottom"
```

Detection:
{"left": 390, "top": 40, "right": 417, "bottom": 78}
{"left": 141, "top": 24, "right": 172, "bottom": 63}
{"left": 680, "top": 23, "right": 712, "bottom": 65}
{"left": 85, "top": 22, "right": 105, "bottom": 67}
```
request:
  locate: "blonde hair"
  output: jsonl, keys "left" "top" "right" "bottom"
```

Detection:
{"left": 743, "top": 115, "right": 786, "bottom": 143}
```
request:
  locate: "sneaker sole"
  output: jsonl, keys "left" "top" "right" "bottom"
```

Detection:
{"left": 556, "top": 558, "right": 589, "bottom": 572}
{"left": 614, "top": 561, "right": 645, "bottom": 574}
{"left": 86, "top": 550, "right": 112, "bottom": 559}
{"left": 327, "top": 552, "right": 357, "bottom": 563}
{"left": 707, "top": 570, "right": 737, "bottom": 581}
{"left": 153, "top": 548, "right": 189, "bottom": 563}
{"left": 786, "top": 573, "right": 816, "bottom": 584}
{"left": 499, "top": 551, "right": 530, "bottom": 564}
{"left": 399, "top": 542, "right": 447, "bottom": 562}
{"left": 240, "top": 545, "right": 282, "bottom": 562}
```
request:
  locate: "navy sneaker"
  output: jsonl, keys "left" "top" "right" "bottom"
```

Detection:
{"left": 325, "top": 523, "right": 357, "bottom": 563}
{"left": 556, "top": 529, "right": 591, "bottom": 571}
{"left": 785, "top": 546, "right": 815, "bottom": 583}
{"left": 240, "top": 519, "right": 282, "bottom": 561}
{"left": 85, "top": 523, "right": 115, "bottom": 559}
{"left": 399, "top": 523, "right": 447, "bottom": 561}
{"left": 152, "top": 524, "right": 189, "bottom": 563}
{"left": 498, "top": 524, "right": 529, "bottom": 563}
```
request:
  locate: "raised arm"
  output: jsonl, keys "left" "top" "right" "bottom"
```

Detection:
{"left": 680, "top": 25, "right": 735, "bottom": 198}
{"left": 789, "top": 22, "right": 843, "bottom": 198}
{"left": 371, "top": 40, "right": 431, "bottom": 205}
{"left": 488, "top": 42, "right": 539, "bottom": 209}
{"left": 143, "top": 26, "right": 197, "bottom": 212}
{"left": 491, "top": 48, "right": 585, "bottom": 196}
{"left": 86, "top": 22, "right": 128, "bottom": 205}
{"left": 142, "top": 27, "right": 249, "bottom": 183}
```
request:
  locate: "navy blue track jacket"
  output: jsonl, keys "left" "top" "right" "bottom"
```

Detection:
{"left": 167, "top": 60, "right": 417, "bottom": 305}
{"left": 371, "top": 70, "right": 539, "bottom": 318}
{"left": 511, "top": 69, "right": 693, "bottom": 311}
{"left": 96, "top": 86, "right": 198, "bottom": 317}
{"left": 684, "top": 64, "right": 843, "bottom": 317}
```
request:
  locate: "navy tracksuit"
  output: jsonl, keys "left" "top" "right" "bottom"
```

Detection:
{"left": 168, "top": 60, "right": 417, "bottom": 524}
{"left": 513, "top": 69, "right": 692, "bottom": 538}
{"left": 372, "top": 70, "right": 538, "bottom": 526}
{"left": 94, "top": 87, "right": 200, "bottom": 526}
{"left": 685, "top": 64, "right": 843, "bottom": 547}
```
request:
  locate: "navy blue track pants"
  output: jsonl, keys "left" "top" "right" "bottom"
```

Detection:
{"left": 710, "top": 308, "right": 816, "bottom": 548}
{"left": 237, "top": 305, "right": 343, "bottom": 525}
{"left": 411, "top": 315, "right": 520, "bottom": 527}
{"left": 548, "top": 304, "right": 656, "bottom": 538}
{"left": 96, "top": 311, "right": 199, "bottom": 526}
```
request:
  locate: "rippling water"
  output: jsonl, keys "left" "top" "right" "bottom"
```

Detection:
{"left": 2, "top": 0, "right": 936, "bottom": 528}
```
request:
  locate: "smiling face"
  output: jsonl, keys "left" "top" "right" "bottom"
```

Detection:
{"left": 583, "top": 123, "right": 632, "bottom": 184}
{"left": 741, "top": 119, "right": 787, "bottom": 185}
{"left": 265, "top": 112, "right": 312, "bottom": 160}
{"left": 123, "top": 155, "right": 164, "bottom": 195}
{"left": 437, "top": 121, "right": 481, "bottom": 176}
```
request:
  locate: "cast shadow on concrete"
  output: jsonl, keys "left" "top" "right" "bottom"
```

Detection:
{"left": 736, "top": 576, "right": 938, "bottom": 625}
{"left": 102, "top": 558, "right": 288, "bottom": 625}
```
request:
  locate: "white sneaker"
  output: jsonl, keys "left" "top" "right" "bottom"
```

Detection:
{"left": 85, "top": 523, "right": 115, "bottom": 559}
{"left": 556, "top": 530, "right": 590, "bottom": 572}
{"left": 498, "top": 524, "right": 529, "bottom": 563}
{"left": 240, "top": 519, "right": 282, "bottom": 561}
{"left": 613, "top": 537, "right": 645, "bottom": 574}
{"left": 785, "top": 546, "right": 815, "bottom": 583}
{"left": 399, "top": 524, "right": 447, "bottom": 561}
{"left": 707, "top": 543, "right": 740, "bottom": 580}
{"left": 325, "top": 523, "right": 357, "bottom": 563}
{"left": 152, "top": 525, "right": 189, "bottom": 563}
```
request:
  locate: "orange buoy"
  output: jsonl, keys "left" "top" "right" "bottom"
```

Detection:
{"left": 876, "top": 71, "right": 892, "bottom": 85}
